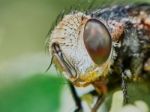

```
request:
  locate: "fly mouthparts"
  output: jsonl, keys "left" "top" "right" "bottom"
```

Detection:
{"left": 52, "top": 42, "right": 78, "bottom": 80}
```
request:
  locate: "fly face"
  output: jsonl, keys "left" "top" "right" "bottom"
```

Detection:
{"left": 49, "top": 12, "right": 115, "bottom": 86}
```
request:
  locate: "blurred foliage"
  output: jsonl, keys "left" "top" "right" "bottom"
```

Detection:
{"left": 0, "top": 74, "right": 63, "bottom": 112}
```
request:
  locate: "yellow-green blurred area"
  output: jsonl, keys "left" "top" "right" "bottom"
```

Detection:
{"left": 0, "top": 0, "right": 150, "bottom": 112}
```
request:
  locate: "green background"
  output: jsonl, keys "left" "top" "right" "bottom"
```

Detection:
{"left": 0, "top": 0, "right": 150, "bottom": 112}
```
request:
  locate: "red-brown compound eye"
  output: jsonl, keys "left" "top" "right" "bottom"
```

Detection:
{"left": 83, "top": 19, "right": 112, "bottom": 65}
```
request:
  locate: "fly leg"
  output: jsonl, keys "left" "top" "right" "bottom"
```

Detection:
{"left": 69, "top": 82, "right": 82, "bottom": 112}
{"left": 121, "top": 72, "right": 128, "bottom": 104}
{"left": 91, "top": 94, "right": 104, "bottom": 112}
{"left": 91, "top": 80, "right": 107, "bottom": 112}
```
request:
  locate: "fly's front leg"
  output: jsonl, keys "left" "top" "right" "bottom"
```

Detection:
{"left": 91, "top": 95, "right": 104, "bottom": 112}
{"left": 91, "top": 80, "right": 107, "bottom": 112}
{"left": 69, "top": 82, "right": 82, "bottom": 112}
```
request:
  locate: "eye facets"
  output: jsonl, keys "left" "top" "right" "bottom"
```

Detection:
{"left": 83, "top": 19, "right": 112, "bottom": 65}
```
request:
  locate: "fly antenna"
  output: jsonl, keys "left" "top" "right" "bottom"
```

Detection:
{"left": 45, "top": 55, "right": 54, "bottom": 72}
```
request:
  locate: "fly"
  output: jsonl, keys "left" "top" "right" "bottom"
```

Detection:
{"left": 48, "top": 3, "right": 150, "bottom": 112}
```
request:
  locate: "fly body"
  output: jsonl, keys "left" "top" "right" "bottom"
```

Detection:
{"left": 48, "top": 3, "right": 150, "bottom": 112}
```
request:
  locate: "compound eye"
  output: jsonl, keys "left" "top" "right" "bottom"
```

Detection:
{"left": 83, "top": 19, "right": 112, "bottom": 65}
